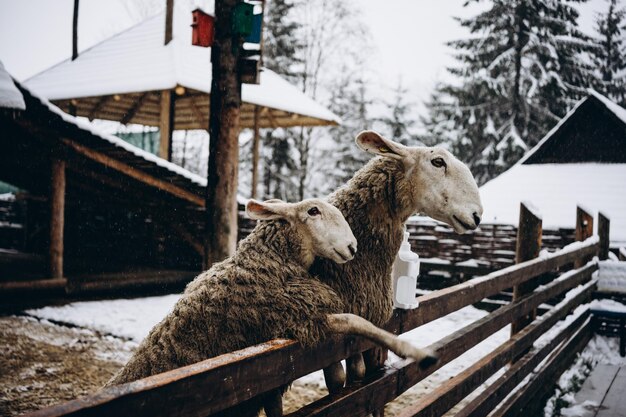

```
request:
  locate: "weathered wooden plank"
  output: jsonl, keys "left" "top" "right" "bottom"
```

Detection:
{"left": 598, "top": 213, "right": 610, "bottom": 261}
{"left": 158, "top": 89, "right": 174, "bottom": 161}
{"left": 491, "top": 321, "right": 593, "bottom": 417}
{"left": 50, "top": 159, "right": 66, "bottom": 279}
{"left": 453, "top": 311, "right": 591, "bottom": 417}
{"left": 574, "top": 364, "right": 619, "bottom": 414}
{"left": 575, "top": 207, "right": 594, "bottom": 268}
{"left": 397, "top": 238, "right": 598, "bottom": 333}
{"left": 396, "top": 291, "right": 594, "bottom": 417}
{"left": 25, "top": 335, "right": 378, "bottom": 417}
{"left": 597, "top": 366, "right": 626, "bottom": 417}
{"left": 511, "top": 202, "right": 542, "bottom": 337}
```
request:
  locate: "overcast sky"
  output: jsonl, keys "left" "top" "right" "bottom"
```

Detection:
{"left": 0, "top": 0, "right": 616, "bottom": 117}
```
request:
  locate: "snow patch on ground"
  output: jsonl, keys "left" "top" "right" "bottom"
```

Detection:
{"left": 543, "top": 304, "right": 626, "bottom": 417}
{"left": 26, "top": 294, "right": 181, "bottom": 342}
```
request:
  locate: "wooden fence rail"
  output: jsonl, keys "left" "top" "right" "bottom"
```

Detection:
{"left": 26, "top": 205, "right": 607, "bottom": 417}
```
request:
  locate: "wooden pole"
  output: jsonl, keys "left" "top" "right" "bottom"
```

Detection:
{"left": 164, "top": 0, "right": 174, "bottom": 45}
{"left": 50, "top": 159, "right": 66, "bottom": 279}
{"left": 511, "top": 202, "right": 542, "bottom": 337}
{"left": 72, "top": 0, "right": 79, "bottom": 60}
{"left": 250, "top": 106, "right": 261, "bottom": 199}
{"left": 575, "top": 206, "right": 594, "bottom": 268}
{"left": 158, "top": 90, "right": 174, "bottom": 161}
{"left": 598, "top": 212, "right": 610, "bottom": 261}
{"left": 204, "top": 0, "right": 242, "bottom": 268}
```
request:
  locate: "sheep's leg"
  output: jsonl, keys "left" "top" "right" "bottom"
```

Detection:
{"left": 322, "top": 361, "right": 345, "bottom": 393}
{"left": 346, "top": 353, "right": 366, "bottom": 383}
{"left": 263, "top": 389, "right": 283, "bottom": 417}
{"left": 326, "top": 313, "right": 438, "bottom": 369}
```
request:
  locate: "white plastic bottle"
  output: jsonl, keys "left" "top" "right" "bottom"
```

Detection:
{"left": 392, "top": 228, "right": 420, "bottom": 309}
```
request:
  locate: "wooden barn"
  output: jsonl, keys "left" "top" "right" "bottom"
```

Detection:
{"left": 480, "top": 90, "right": 626, "bottom": 247}
{"left": 0, "top": 59, "right": 336, "bottom": 299}
{"left": 0, "top": 67, "right": 210, "bottom": 295}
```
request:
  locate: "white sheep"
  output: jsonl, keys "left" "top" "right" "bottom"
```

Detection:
{"left": 311, "top": 130, "right": 483, "bottom": 388}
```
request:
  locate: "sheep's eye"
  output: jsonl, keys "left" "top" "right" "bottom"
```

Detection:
{"left": 431, "top": 158, "right": 446, "bottom": 168}
{"left": 307, "top": 207, "right": 321, "bottom": 216}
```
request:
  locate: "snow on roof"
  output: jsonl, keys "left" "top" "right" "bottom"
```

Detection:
{"left": 24, "top": 8, "right": 340, "bottom": 124}
{"left": 480, "top": 163, "right": 626, "bottom": 243}
{"left": 18, "top": 76, "right": 248, "bottom": 205}
{"left": 0, "top": 61, "right": 25, "bottom": 110}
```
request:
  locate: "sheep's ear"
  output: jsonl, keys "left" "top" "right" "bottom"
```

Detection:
{"left": 355, "top": 131, "right": 409, "bottom": 160}
{"left": 246, "top": 199, "right": 292, "bottom": 221}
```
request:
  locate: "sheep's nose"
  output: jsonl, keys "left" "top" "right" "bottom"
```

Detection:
{"left": 473, "top": 212, "right": 482, "bottom": 227}
{"left": 348, "top": 243, "right": 357, "bottom": 257}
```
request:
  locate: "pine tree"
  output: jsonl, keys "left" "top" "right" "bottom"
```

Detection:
{"left": 593, "top": 0, "right": 626, "bottom": 106}
{"left": 424, "top": 0, "right": 595, "bottom": 184}
{"left": 263, "top": 0, "right": 302, "bottom": 82}
{"left": 258, "top": 0, "right": 302, "bottom": 200}
{"left": 316, "top": 68, "right": 373, "bottom": 194}
{"left": 378, "top": 79, "right": 420, "bottom": 146}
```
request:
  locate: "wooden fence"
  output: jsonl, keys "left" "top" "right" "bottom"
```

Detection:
{"left": 26, "top": 204, "right": 610, "bottom": 417}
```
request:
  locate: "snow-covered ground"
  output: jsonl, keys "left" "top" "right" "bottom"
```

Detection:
{"left": 26, "top": 294, "right": 180, "bottom": 342}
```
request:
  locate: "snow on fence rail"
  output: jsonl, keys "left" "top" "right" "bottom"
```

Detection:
{"left": 26, "top": 205, "right": 609, "bottom": 417}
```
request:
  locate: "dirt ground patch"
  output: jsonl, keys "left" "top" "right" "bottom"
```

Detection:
{"left": 0, "top": 316, "right": 132, "bottom": 416}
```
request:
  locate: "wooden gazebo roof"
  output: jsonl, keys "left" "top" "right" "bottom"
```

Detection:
{"left": 24, "top": 8, "right": 340, "bottom": 131}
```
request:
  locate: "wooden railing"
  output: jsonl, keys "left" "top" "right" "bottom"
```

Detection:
{"left": 27, "top": 205, "right": 610, "bottom": 417}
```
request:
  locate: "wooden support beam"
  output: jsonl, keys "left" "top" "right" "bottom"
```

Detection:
{"left": 598, "top": 212, "right": 610, "bottom": 261}
{"left": 159, "top": 90, "right": 175, "bottom": 161}
{"left": 250, "top": 106, "right": 261, "bottom": 199}
{"left": 72, "top": 0, "right": 79, "bottom": 60}
{"left": 121, "top": 93, "right": 149, "bottom": 125}
{"left": 511, "top": 202, "right": 542, "bottom": 338}
{"left": 49, "top": 159, "right": 66, "bottom": 279}
{"left": 88, "top": 95, "right": 111, "bottom": 121}
{"left": 164, "top": 0, "right": 173, "bottom": 45}
{"left": 205, "top": 0, "right": 242, "bottom": 268}
{"left": 575, "top": 206, "right": 594, "bottom": 268}
{"left": 61, "top": 139, "right": 204, "bottom": 206}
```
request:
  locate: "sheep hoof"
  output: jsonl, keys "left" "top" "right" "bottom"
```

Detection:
{"left": 418, "top": 353, "right": 438, "bottom": 370}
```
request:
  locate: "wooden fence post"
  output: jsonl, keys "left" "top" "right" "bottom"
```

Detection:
{"left": 598, "top": 212, "right": 610, "bottom": 261}
{"left": 575, "top": 206, "right": 594, "bottom": 268}
{"left": 511, "top": 202, "right": 542, "bottom": 338}
{"left": 50, "top": 159, "right": 66, "bottom": 279}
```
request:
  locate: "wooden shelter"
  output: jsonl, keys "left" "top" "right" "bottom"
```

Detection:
{"left": 24, "top": 6, "right": 340, "bottom": 161}
{"left": 480, "top": 90, "right": 626, "bottom": 246}
{"left": 0, "top": 64, "right": 224, "bottom": 289}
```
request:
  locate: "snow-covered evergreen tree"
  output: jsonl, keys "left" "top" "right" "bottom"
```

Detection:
{"left": 315, "top": 68, "right": 373, "bottom": 194}
{"left": 593, "top": 0, "right": 626, "bottom": 106}
{"left": 378, "top": 79, "right": 421, "bottom": 146}
{"left": 257, "top": 0, "right": 302, "bottom": 201}
{"left": 424, "top": 0, "right": 595, "bottom": 184}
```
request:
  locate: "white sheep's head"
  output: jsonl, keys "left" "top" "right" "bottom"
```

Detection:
{"left": 355, "top": 130, "right": 483, "bottom": 234}
{"left": 246, "top": 198, "right": 358, "bottom": 265}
